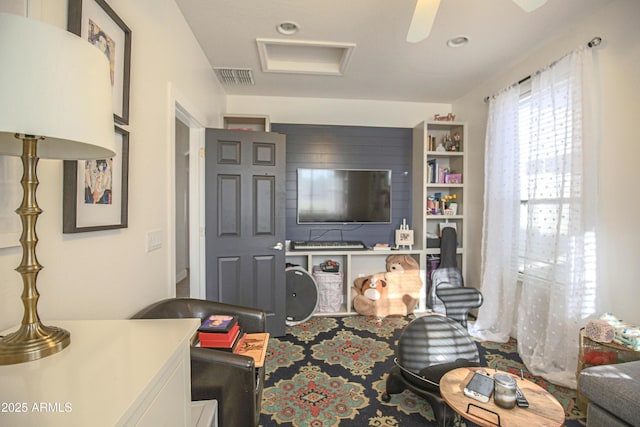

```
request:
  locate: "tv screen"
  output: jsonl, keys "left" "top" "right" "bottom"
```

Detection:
{"left": 297, "top": 168, "right": 392, "bottom": 224}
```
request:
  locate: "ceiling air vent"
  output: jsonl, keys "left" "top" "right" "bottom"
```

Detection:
{"left": 214, "top": 68, "right": 255, "bottom": 85}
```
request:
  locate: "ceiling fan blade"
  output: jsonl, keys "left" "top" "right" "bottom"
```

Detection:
{"left": 406, "top": 0, "right": 441, "bottom": 43}
{"left": 512, "top": 0, "right": 547, "bottom": 12}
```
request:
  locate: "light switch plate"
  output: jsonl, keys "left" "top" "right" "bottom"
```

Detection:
{"left": 146, "top": 229, "right": 162, "bottom": 252}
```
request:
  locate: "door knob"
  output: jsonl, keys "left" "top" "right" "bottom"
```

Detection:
{"left": 271, "top": 242, "right": 284, "bottom": 250}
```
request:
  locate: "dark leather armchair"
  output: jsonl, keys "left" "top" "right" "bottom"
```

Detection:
{"left": 131, "top": 298, "right": 266, "bottom": 427}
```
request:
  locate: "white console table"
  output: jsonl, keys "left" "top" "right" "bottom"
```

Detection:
{"left": 0, "top": 318, "right": 200, "bottom": 426}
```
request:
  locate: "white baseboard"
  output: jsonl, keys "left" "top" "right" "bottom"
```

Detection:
{"left": 191, "top": 400, "right": 217, "bottom": 427}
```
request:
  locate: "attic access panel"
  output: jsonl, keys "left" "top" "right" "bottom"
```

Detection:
{"left": 256, "top": 38, "right": 355, "bottom": 76}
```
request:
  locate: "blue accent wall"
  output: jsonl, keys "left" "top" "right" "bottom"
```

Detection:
{"left": 271, "top": 123, "right": 412, "bottom": 247}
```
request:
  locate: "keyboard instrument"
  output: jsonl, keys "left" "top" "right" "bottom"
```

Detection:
{"left": 290, "top": 240, "right": 368, "bottom": 251}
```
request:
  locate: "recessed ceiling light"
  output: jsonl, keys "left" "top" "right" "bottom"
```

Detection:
{"left": 277, "top": 21, "right": 299, "bottom": 35}
{"left": 446, "top": 36, "right": 470, "bottom": 48}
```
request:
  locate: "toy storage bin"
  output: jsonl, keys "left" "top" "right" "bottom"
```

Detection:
{"left": 312, "top": 266, "right": 343, "bottom": 313}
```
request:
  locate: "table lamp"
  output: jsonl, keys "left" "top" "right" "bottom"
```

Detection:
{"left": 0, "top": 13, "right": 116, "bottom": 365}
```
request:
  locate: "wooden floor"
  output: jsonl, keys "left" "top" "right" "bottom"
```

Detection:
{"left": 176, "top": 274, "right": 189, "bottom": 298}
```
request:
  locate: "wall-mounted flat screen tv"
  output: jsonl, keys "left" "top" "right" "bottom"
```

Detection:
{"left": 297, "top": 168, "right": 392, "bottom": 224}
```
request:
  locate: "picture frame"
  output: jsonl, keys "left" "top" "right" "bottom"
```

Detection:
{"left": 63, "top": 125, "right": 129, "bottom": 233}
{"left": 67, "top": 0, "right": 131, "bottom": 125}
{"left": 395, "top": 229, "right": 414, "bottom": 249}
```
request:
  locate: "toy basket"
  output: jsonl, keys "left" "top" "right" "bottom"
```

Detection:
{"left": 312, "top": 267, "right": 343, "bottom": 313}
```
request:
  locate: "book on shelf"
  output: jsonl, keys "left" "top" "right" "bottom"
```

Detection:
{"left": 427, "top": 159, "right": 461, "bottom": 184}
{"left": 427, "top": 159, "right": 436, "bottom": 183}
{"left": 234, "top": 332, "right": 269, "bottom": 368}
{"left": 438, "top": 167, "right": 450, "bottom": 184}
{"left": 198, "top": 314, "right": 238, "bottom": 333}
{"left": 426, "top": 134, "right": 437, "bottom": 151}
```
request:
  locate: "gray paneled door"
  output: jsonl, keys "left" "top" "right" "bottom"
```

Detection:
{"left": 205, "top": 129, "right": 286, "bottom": 337}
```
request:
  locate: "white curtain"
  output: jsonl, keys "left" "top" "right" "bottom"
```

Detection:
{"left": 469, "top": 85, "right": 521, "bottom": 343}
{"left": 473, "top": 47, "right": 598, "bottom": 389}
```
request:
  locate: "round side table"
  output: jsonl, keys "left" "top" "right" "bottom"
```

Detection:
{"left": 440, "top": 367, "right": 565, "bottom": 427}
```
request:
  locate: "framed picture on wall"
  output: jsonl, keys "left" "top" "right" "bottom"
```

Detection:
{"left": 395, "top": 229, "right": 414, "bottom": 247}
{"left": 63, "top": 125, "right": 129, "bottom": 233}
{"left": 67, "top": 0, "right": 132, "bottom": 125}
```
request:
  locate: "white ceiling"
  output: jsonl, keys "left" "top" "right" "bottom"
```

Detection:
{"left": 175, "top": 0, "right": 612, "bottom": 103}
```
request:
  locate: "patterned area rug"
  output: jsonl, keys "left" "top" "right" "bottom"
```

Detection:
{"left": 260, "top": 315, "right": 586, "bottom": 427}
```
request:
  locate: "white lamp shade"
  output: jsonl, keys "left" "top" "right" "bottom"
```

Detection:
{"left": 0, "top": 13, "right": 116, "bottom": 160}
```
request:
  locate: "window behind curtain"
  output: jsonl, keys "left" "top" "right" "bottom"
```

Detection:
{"left": 517, "top": 75, "right": 577, "bottom": 279}
{"left": 518, "top": 92, "right": 530, "bottom": 272}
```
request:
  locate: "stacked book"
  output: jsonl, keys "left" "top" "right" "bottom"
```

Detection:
{"left": 198, "top": 314, "right": 244, "bottom": 351}
{"left": 197, "top": 315, "right": 270, "bottom": 368}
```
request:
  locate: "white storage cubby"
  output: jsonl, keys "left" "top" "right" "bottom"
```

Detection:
{"left": 285, "top": 250, "right": 426, "bottom": 315}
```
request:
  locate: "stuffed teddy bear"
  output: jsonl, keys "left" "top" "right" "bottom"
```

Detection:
{"left": 352, "top": 254, "right": 423, "bottom": 317}
{"left": 352, "top": 273, "right": 389, "bottom": 316}
{"left": 386, "top": 254, "right": 423, "bottom": 313}
{"left": 386, "top": 254, "right": 419, "bottom": 274}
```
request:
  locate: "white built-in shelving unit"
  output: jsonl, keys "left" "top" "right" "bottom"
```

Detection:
{"left": 412, "top": 120, "right": 467, "bottom": 277}
{"left": 283, "top": 120, "right": 468, "bottom": 317}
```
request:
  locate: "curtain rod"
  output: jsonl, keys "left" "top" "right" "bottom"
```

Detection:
{"left": 483, "top": 36, "right": 602, "bottom": 103}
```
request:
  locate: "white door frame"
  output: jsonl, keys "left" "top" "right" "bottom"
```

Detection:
{"left": 168, "top": 84, "right": 206, "bottom": 299}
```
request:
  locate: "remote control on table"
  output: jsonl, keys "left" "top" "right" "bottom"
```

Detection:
{"left": 515, "top": 386, "right": 529, "bottom": 408}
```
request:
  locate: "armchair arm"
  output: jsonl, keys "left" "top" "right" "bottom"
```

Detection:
{"left": 131, "top": 298, "right": 267, "bottom": 333}
{"left": 191, "top": 347, "right": 263, "bottom": 427}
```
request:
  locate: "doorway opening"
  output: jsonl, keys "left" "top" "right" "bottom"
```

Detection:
{"left": 170, "top": 90, "right": 206, "bottom": 300}
{"left": 175, "top": 117, "right": 190, "bottom": 297}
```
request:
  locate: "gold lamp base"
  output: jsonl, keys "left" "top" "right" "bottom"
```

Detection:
{"left": 0, "top": 323, "right": 70, "bottom": 365}
{"left": 0, "top": 136, "right": 71, "bottom": 365}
